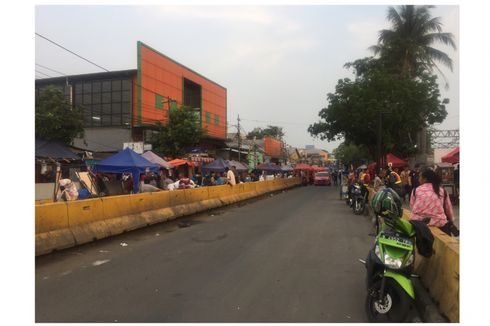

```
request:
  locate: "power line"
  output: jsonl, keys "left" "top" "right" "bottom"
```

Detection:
{"left": 35, "top": 63, "right": 66, "bottom": 76}
{"left": 240, "top": 117, "right": 307, "bottom": 126}
{"left": 35, "top": 70, "right": 53, "bottom": 78}
{"left": 35, "top": 32, "right": 110, "bottom": 72}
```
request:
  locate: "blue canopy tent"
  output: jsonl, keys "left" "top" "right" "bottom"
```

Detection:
{"left": 256, "top": 162, "right": 281, "bottom": 173}
{"left": 202, "top": 157, "right": 228, "bottom": 172}
{"left": 35, "top": 138, "right": 79, "bottom": 160}
{"left": 92, "top": 148, "right": 159, "bottom": 193}
{"left": 226, "top": 160, "right": 248, "bottom": 172}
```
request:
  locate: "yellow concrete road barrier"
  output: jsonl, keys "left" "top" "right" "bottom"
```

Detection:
{"left": 36, "top": 202, "right": 69, "bottom": 234}
{"left": 143, "top": 191, "right": 173, "bottom": 225}
{"left": 35, "top": 178, "right": 302, "bottom": 256}
{"left": 184, "top": 187, "right": 210, "bottom": 203}
{"left": 169, "top": 189, "right": 187, "bottom": 206}
{"left": 67, "top": 198, "right": 108, "bottom": 245}
{"left": 35, "top": 202, "right": 75, "bottom": 255}
{"left": 101, "top": 195, "right": 148, "bottom": 235}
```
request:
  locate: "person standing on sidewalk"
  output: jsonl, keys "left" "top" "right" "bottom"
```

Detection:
{"left": 408, "top": 164, "right": 421, "bottom": 201}
{"left": 387, "top": 165, "right": 403, "bottom": 197}
{"left": 226, "top": 166, "right": 236, "bottom": 186}
{"left": 400, "top": 166, "right": 411, "bottom": 203}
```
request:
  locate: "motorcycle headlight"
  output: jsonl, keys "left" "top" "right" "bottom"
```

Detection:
{"left": 384, "top": 254, "right": 404, "bottom": 269}
{"left": 383, "top": 253, "right": 414, "bottom": 270}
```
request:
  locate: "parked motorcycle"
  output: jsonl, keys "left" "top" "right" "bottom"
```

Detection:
{"left": 352, "top": 183, "right": 368, "bottom": 215}
{"left": 361, "top": 188, "right": 416, "bottom": 322}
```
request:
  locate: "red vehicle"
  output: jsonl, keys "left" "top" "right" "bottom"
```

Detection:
{"left": 314, "top": 171, "right": 331, "bottom": 186}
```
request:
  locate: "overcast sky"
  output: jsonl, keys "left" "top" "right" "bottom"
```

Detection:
{"left": 35, "top": 5, "right": 459, "bottom": 152}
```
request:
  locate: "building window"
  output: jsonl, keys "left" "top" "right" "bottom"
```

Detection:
{"left": 38, "top": 77, "right": 132, "bottom": 128}
{"left": 214, "top": 114, "right": 219, "bottom": 126}
{"left": 205, "top": 112, "right": 211, "bottom": 124}
{"left": 155, "top": 94, "right": 163, "bottom": 109}
{"left": 170, "top": 100, "right": 178, "bottom": 110}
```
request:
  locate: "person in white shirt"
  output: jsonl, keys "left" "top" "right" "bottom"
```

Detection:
{"left": 167, "top": 180, "right": 180, "bottom": 191}
{"left": 225, "top": 167, "right": 236, "bottom": 186}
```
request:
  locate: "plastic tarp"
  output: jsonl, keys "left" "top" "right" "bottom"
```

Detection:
{"left": 256, "top": 162, "right": 281, "bottom": 172}
{"left": 281, "top": 165, "right": 294, "bottom": 172}
{"left": 92, "top": 148, "right": 159, "bottom": 193}
{"left": 441, "top": 147, "right": 459, "bottom": 164}
{"left": 227, "top": 160, "right": 248, "bottom": 172}
{"left": 141, "top": 151, "right": 173, "bottom": 169}
{"left": 35, "top": 138, "right": 79, "bottom": 160}
{"left": 386, "top": 153, "right": 407, "bottom": 168}
{"left": 202, "top": 157, "right": 229, "bottom": 172}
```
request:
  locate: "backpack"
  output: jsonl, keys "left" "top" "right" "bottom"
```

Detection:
{"left": 409, "top": 220, "right": 434, "bottom": 257}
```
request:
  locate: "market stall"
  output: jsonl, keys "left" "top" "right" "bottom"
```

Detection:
{"left": 92, "top": 148, "right": 159, "bottom": 193}
{"left": 386, "top": 153, "right": 408, "bottom": 168}
{"left": 227, "top": 160, "right": 248, "bottom": 172}
{"left": 141, "top": 151, "right": 173, "bottom": 169}
{"left": 441, "top": 147, "right": 459, "bottom": 164}
{"left": 202, "top": 157, "right": 229, "bottom": 172}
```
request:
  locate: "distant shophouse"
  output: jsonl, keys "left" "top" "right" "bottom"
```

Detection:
{"left": 35, "top": 41, "right": 227, "bottom": 153}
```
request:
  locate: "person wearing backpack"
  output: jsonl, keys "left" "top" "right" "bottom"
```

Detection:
{"left": 409, "top": 168, "right": 459, "bottom": 236}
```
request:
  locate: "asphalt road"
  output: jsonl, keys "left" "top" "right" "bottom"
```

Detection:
{"left": 36, "top": 185, "right": 378, "bottom": 322}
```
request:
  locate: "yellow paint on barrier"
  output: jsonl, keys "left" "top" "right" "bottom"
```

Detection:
{"left": 101, "top": 195, "right": 137, "bottom": 220}
{"left": 243, "top": 182, "right": 257, "bottom": 194}
{"left": 130, "top": 192, "right": 158, "bottom": 214}
{"left": 35, "top": 202, "right": 69, "bottom": 234}
{"left": 67, "top": 198, "right": 105, "bottom": 226}
{"left": 149, "top": 191, "right": 170, "bottom": 209}
{"left": 184, "top": 187, "right": 209, "bottom": 203}
{"left": 169, "top": 189, "right": 187, "bottom": 206}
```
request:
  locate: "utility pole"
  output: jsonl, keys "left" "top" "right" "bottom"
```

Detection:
{"left": 253, "top": 136, "right": 257, "bottom": 169}
{"left": 237, "top": 114, "right": 241, "bottom": 162}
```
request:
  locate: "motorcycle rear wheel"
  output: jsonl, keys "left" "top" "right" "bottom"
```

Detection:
{"left": 365, "top": 278, "right": 411, "bottom": 322}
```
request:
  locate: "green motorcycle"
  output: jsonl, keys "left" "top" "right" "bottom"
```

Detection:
{"left": 362, "top": 188, "right": 416, "bottom": 322}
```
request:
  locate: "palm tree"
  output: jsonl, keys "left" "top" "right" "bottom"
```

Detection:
{"left": 370, "top": 5, "right": 456, "bottom": 79}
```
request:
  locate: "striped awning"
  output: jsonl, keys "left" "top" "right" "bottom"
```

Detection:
{"left": 190, "top": 156, "right": 215, "bottom": 163}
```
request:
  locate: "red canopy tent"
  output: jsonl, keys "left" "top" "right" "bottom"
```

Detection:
{"left": 386, "top": 153, "right": 407, "bottom": 168}
{"left": 294, "top": 163, "right": 313, "bottom": 171}
{"left": 441, "top": 147, "right": 459, "bottom": 164}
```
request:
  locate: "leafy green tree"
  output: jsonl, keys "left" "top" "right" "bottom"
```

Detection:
{"left": 246, "top": 125, "right": 284, "bottom": 140}
{"left": 150, "top": 106, "right": 206, "bottom": 157}
{"left": 246, "top": 127, "right": 264, "bottom": 140}
{"left": 308, "top": 58, "right": 448, "bottom": 158}
{"left": 263, "top": 125, "right": 285, "bottom": 140}
{"left": 333, "top": 142, "right": 372, "bottom": 167}
{"left": 370, "top": 5, "right": 456, "bottom": 79}
{"left": 35, "top": 85, "right": 84, "bottom": 145}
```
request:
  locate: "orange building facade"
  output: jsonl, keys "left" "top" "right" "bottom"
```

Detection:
{"left": 263, "top": 136, "right": 284, "bottom": 159}
{"left": 135, "top": 42, "right": 227, "bottom": 140}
